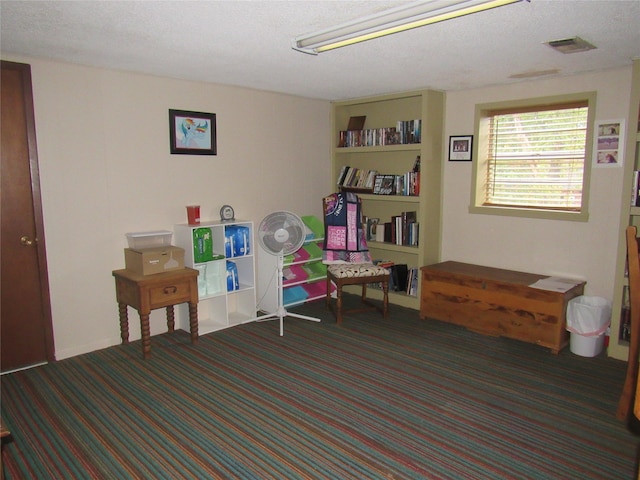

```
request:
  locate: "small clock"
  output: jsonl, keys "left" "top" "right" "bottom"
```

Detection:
{"left": 220, "top": 204, "right": 235, "bottom": 222}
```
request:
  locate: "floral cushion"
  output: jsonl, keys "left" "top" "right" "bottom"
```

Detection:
{"left": 327, "top": 263, "right": 390, "bottom": 279}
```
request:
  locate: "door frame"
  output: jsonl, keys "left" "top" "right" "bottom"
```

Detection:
{"left": 1, "top": 60, "right": 55, "bottom": 368}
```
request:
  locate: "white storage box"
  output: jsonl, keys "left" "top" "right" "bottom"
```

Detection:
{"left": 126, "top": 230, "right": 172, "bottom": 249}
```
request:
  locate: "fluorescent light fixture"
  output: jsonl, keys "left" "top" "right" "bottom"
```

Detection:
{"left": 292, "top": 0, "right": 528, "bottom": 55}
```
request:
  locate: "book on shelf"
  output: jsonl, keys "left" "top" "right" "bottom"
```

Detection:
{"left": 373, "top": 211, "right": 418, "bottom": 247}
{"left": 342, "top": 167, "right": 355, "bottom": 186}
{"left": 365, "top": 217, "right": 380, "bottom": 241}
{"left": 390, "top": 264, "right": 408, "bottom": 292}
{"left": 396, "top": 119, "right": 421, "bottom": 145}
{"left": 373, "top": 174, "right": 396, "bottom": 195}
{"left": 401, "top": 211, "right": 417, "bottom": 247}
{"left": 406, "top": 268, "right": 419, "bottom": 297}
{"left": 385, "top": 130, "right": 401, "bottom": 145}
{"left": 412, "top": 155, "right": 421, "bottom": 172}
{"left": 392, "top": 215, "right": 401, "bottom": 244}
{"left": 632, "top": 171, "right": 640, "bottom": 207}
{"left": 336, "top": 165, "right": 348, "bottom": 186}
{"left": 383, "top": 222, "right": 393, "bottom": 243}
{"left": 412, "top": 155, "right": 421, "bottom": 196}
{"left": 337, "top": 166, "right": 378, "bottom": 191}
{"left": 370, "top": 171, "right": 419, "bottom": 196}
{"left": 620, "top": 285, "right": 631, "bottom": 341}
{"left": 367, "top": 261, "right": 418, "bottom": 297}
{"left": 347, "top": 116, "right": 366, "bottom": 131}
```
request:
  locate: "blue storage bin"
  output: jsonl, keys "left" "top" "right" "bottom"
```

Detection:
{"left": 225, "top": 225, "right": 251, "bottom": 257}
{"left": 226, "top": 260, "right": 239, "bottom": 291}
{"left": 283, "top": 286, "right": 308, "bottom": 306}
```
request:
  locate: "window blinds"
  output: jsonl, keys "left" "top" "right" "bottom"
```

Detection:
{"left": 485, "top": 103, "right": 588, "bottom": 211}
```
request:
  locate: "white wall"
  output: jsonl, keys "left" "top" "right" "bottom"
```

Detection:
{"left": 5, "top": 56, "right": 331, "bottom": 360}
{"left": 5, "top": 53, "right": 632, "bottom": 361}
{"left": 442, "top": 67, "right": 632, "bottom": 301}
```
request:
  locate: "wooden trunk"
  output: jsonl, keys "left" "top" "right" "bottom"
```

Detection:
{"left": 420, "top": 261, "right": 585, "bottom": 354}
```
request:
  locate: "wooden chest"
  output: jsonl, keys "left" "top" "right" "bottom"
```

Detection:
{"left": 420, "top": 261, "right": 585, "bottom": 354}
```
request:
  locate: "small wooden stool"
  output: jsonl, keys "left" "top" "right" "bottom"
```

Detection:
{"left": 325, "top": 263, "right": 390, "bottom": 324}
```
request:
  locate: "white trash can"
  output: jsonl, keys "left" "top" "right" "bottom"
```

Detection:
{"left": 566, "top": 296, "right": 611, "bottom": 357}
{"left": 570, "top": 329, "right": 606, "bottom": 357}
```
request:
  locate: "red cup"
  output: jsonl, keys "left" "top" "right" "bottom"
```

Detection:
{"left": 186, "top": 205, "right": 200, "bottom": 225}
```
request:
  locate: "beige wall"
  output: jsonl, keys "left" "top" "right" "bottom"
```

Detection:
{"left": 4, "top": 56, "right": 331, "bottom": 359}
{"left": 442, "top": 67, "right": 632, "bottom": 302}
{"left": 5, "top": 54, "right": 632, "bottom": 361}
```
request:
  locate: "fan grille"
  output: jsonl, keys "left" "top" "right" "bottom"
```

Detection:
{"left": 258, "top": 211, "right": 305, "bottom": 255}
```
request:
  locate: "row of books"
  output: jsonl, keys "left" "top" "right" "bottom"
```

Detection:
{"left": 337, "top": 161, "right": 420, "bottom": 196}
{"left": 336, "top": 166, "right": 378, "bottom": 190}
{"left": 368, "top": 261, "right": 419, "bottom": 297}
{"left": 337, "top": 119, "right": 422, "bottom": 148}
{"left": 385, "top": 155, "right": 420, "bottom": 196}
{"left": 631, "top": 171, "right": 640, "bottom": 206}
{"left": 364, "top": 211, "right": 418, "bottom": 246}
{"left": 373, "top": 172, "right": 420, "bottom": 196}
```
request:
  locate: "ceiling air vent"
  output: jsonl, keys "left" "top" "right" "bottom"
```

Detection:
{"left": 546, "top": 37, "right": 596, "bottom": 54}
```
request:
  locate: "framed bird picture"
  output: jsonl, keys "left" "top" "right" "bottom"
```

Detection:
{"left": 169, "top": 109, "right": 217, "bottom": 155}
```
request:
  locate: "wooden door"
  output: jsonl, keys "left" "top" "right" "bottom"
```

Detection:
{"left": 1, "top": 60, "right": 55, "bottom": 372}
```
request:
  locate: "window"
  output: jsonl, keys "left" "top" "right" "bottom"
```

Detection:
{"left": 471, "top": 92, "right": 596, "bottom": 221}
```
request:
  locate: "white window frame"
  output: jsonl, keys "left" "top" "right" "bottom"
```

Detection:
{"left": 469, "top": 92, "right": 597, "bottom": 222}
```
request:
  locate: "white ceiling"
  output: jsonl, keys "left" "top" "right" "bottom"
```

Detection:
{"left": 1, "top": 0, "right": 639, "bottom": 101}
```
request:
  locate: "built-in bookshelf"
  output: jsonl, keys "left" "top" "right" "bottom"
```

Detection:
{"left": 338, "top": 119, "right": 421, "bottom": 148}
{"left": 610, "top": 59, "right": 640, "bottom": 361}
{"left": 331, "top": 90, "right": 444, "bottom": 310}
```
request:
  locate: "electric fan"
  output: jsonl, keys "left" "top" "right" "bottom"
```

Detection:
{"left": 250, "top": 211, "right": 321, "bottom": 335}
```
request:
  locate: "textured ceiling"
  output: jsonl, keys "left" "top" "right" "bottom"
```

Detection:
{"left": 1, "top": 0, "right": 639, "bottom": 100}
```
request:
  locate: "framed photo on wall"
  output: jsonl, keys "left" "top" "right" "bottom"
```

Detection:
{"left": 449, "top": 135, "right": 473, "bottom": 161}
{"left": 169, "top": 109, "right": 217, "bottom": 155}
{"left": 593, "top": 119, "right": 624, "bottom": 167}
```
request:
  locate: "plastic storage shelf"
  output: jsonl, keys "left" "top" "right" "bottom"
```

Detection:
{"left": 257, "top": 215, "right": 328, "bottom": 311}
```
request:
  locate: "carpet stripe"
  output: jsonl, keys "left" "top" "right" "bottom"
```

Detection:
{"left": 1, "top": 298, "right": 637, "bottom": 479}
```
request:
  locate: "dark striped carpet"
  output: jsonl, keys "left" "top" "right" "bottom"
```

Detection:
{"left": 1, "top": 297, "right": 638, "bottom": 479}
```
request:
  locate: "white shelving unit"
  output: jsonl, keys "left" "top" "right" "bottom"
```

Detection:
{"left": 174, "top": 220, "right": 256, "bottom": 335}
{"left": 257, "top": 215, "right": 330, "bottom": 312}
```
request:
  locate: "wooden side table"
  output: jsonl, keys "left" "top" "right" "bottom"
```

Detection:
{"left": 112, "top": 268, "right": 199, "bottom": 358}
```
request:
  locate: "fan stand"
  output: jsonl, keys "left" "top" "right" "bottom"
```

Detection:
{"left": 250, "top": 254, "right": 321, "bottom": 336}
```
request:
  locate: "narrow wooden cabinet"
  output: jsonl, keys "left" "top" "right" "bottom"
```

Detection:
{"left": 174, "top": 220, "right": 256, "bottom": 335}
{"left": 610, "top": 59, "right": 640, "bottom": 360}
{"left": 331, "top": 90, "right": 444, "bottom": 310}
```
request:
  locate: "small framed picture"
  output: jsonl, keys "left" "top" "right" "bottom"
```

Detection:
{"left": 593, "top": 119, "right": 624, "bottom": 168}
{"left": 449, "top": 135, "right": 473, "bottom": 161}
{"left": 169, "top": 109, "right": 217, "bottom": 155}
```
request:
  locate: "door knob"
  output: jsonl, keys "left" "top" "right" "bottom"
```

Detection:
{"left": 20, "top": 235, "right": 35, "bottom": 246}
